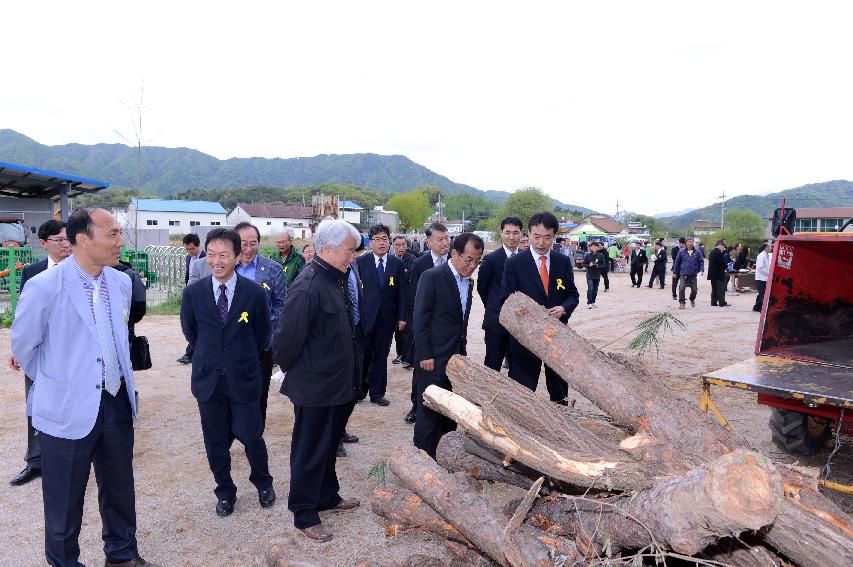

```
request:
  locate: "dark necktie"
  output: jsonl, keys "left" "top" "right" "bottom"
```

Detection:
{"left": 348, "top": 271, "right": 360, "bottom": 325}
{"left": 377, "top": 257, "right": 385, "bottom": 287}
{"left": 217, "top": 283, "right": 229, "bottom": 322}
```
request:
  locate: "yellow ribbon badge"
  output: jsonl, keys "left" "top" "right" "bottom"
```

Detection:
{"left": 389, "top": 276, "right": 395, "bottom": 286}
{"left": 556, "top": 278, "right": 565, "bottom": 290}
{"left": 284, "top": 266, "right": 288, "bottom": 272}
{"left": 262, "top": 282, "right": 270, "bottom": 290}
{"left": 238, "top": 311, "right": 249, "bottom": 324}
{"left": 360, "top": 281, "right": 364, "bottom": 288}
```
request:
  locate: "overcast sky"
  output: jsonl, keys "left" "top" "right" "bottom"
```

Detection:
{"left": 3, "top": 1, "right": 853, "bottom": 215}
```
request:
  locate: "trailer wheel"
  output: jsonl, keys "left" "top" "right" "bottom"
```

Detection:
{"left": 769, "top": 408, "right": 832, "bottom": 456}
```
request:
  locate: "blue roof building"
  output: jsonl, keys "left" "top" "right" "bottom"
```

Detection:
{"left": 131, "top": 198, "right": 226, "bottom": 214}
{"left": 127, "top": 198, "right": 228, "bottom": 235}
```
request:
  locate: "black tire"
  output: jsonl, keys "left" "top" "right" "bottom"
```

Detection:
{"left": 769, "top": 408, "right": 832, "bottom": 456}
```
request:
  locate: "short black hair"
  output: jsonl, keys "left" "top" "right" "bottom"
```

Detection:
{"left": 452, "top": 232, "right": 484, "bottom": 254}
{"left": 234, "top": 221, "right": 261, "bottom": 241}
{"left": 527, "top": 212, "right": 559, "bottom": 234}
{"left": 425, "top": 222, "right": 448, "bottom": 237}
{"left": 678, "top": 237, "right": 687, "bottom": 244}
{"left": 205, "top": 228, "right": 241, "bottom": 256}
{"left": 67, "top": 208, "right": 96, "bottom": 245}
{"left": 183, "top": 233, "right": 200, "bottom": 246}
{"left": 392, "top": 235, "right": 407, "bottom": 243}
{"left": 368, "top": 224, "right": 391, "bottom": 239}
{"left": 37, "top": 220, "right": 65, "bottom": 241}
{"left": 500, "top": 216, "right": 523, "bottom": 231}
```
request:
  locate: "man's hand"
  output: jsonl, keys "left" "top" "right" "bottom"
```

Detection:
{"left": 420, "top": 359, "right": 434, "bottom": 372}
{"left": 547, "top": 306, "right": 566, "bottom": 318}
{"left": 8, "top": 355, "right": 20, "bottom": 371}
{"left": 397, "top": 320, "right": 406, "bottom": 331}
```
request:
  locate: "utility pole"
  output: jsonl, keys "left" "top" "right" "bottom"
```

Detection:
{"left": 615, "top": 200, "right": 620, "bottom": 220}
{"left": 718, "top": 189, "right": 727, "bottom": 229}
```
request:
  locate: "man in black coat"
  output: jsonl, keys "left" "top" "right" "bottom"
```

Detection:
{"left": 707, "top": 239, "right": 730, "bottom": 307}
{"left": 413, "top": 233, "right": 483, "bottom": 458}
{"left": 274, "top": 218, "right": 362, "bottom": 542}
{"left": 8, "top": 220, "right": 71, "bottom": 487}
{"left": 403, "top": 222, "right": 451, "bottom": 423}
{"left": 355, "top": 224, "right": 407, "bottom": 406}
{"left": 629, "top": 242, "right": 648, "bottom": 287}
{"left": 476, "top": 215, "right": 522, "bottom": 372}
{"left": 647, "top": 240, "right": 668, "bottom": 289}
{"left": 391, "top": 235, "right": 417, "bottom": 366}
{"left": 500, "top": 212, "right": 579, "bottom": 404}
{"left": 180, "top": 228, "right": 274, "bottom": 518}
{"left": 178, "top": 233, "right": 206, "bottom": 364}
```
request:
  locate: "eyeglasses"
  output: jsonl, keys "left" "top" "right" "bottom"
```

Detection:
{"left": 459, "top": 255, "right": 481, "bottom": 266}
{"left": 46, "top": 237, "right": 69, "bottom": 244}
{"left": 371, "top": 237, "right": 389, "bottom": 243}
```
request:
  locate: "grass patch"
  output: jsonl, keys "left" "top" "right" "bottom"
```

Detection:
{"left": 0, "top": 309, "right": 13, "bottom": 328}
{"left": 147, "top": 297, "right": 182, "bottom": 316}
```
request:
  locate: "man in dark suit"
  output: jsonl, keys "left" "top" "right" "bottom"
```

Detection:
{"left": 391, "top": 235, "right": 417, "bottom": 366}
{"left": 178, "top": 233, "right": 205, "bottom": 364}
{"left": 647, "top": 240, "right": 668, "bottom": 289}
{"left": 708, "top": 239, "right": 730, "bottom": 307}
{"left": 8, "top": 220, "right": 71, "bottom": 487}
{"left": 403, "top": 222, "right": 451, "bottom": 423}
{"left": 180, "top": 228, "right": 274, "bottom": 517}
{"left": 671, "top": 237, "right": 686, "bottom": 300}
{"left": 274, "top": 218, "right": 362, "bottom": 542}
{"left": 355, "top": 224, "right": 407, "bottom": 406}
{"left": 629, "top": 242, "right": 648, "bottom": 287}
{"left": 413, "top": 232, "right": 483, "bottom": 458}
{"left": 501, "top": 212, "right": 579, "bottom": 404}
{"left": 477, "top": 215, "right": 522, "bottom": 372}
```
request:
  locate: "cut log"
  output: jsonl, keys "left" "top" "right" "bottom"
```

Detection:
{"left": 524, "top": 449, "right": 781, "bottom": 556}
{"left": 444, "top": 540, "right": 500, "bottom": 566}
{"left": 436, "top": 431, "right": 540, "bottom": 491}
{"left": 388, "top": 445, "right": 582, "bottom": 567}
{"left": 498, "top": 292, "right": 853, "bottom": 567}
{"left": 370, "top": 485, "right": 473, "bottom": 546}
{"left": 701, "top": 537, "right": 783, "bottom": 567}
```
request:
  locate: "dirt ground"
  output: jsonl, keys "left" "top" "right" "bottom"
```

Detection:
{"left": 0, "top": 269, "right": 850, "bottom": 566}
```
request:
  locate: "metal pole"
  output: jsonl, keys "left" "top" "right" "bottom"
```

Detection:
{"left": 60, "top": 183, "right": 70, "bottom": 222}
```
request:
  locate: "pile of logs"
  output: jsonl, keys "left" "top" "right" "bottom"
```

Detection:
{"left": 368, "top": 293, "right": 853, "bottom": 567}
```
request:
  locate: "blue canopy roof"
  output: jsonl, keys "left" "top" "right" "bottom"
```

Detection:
{"left": 0, "top": 161, "right": 110, "bottom": 199}
{"left": 339, "top": 200, "right": 363, "bottom": 209}
{"left": 131, "top": 198, "right": 226, "bottom": 214}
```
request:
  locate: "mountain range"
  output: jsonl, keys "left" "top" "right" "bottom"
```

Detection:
{"left": 0, "top": 129, "right": 594, "bottom": 213}
{"left": 658, "top": 180, "right": 853, "bottom": 228}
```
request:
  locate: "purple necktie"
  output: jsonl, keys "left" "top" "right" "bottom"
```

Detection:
{"left": 217, "top": 283, "right": 229, "bottom": 322}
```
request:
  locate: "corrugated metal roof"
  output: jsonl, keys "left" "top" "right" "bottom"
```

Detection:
{"left": 339, "top": 200, "right": 363, "bottom": 209}
{"left": 0, "top": 161, "right": 110, "bottom": 198}
{"left": 237, "top": 203, "right": 312, "bottom": 218}
{"left": 131, "top": 198, "right": 226, "bottom": 214}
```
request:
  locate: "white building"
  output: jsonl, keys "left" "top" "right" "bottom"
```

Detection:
{"left": 227, "top": 204, "right": 313, "bottom": 238}
{"left": 338, "top": 200, "right": 363, "bottom": 225}
{"left": 125, "top": 198, "right": 227, "bottom": 235}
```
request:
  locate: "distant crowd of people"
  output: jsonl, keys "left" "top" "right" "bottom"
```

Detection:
{"left": 7, "top": 209, "right": 774, "bottom": 565}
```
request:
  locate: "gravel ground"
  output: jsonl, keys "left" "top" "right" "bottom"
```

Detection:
{"left": 0, "top": 269, "right": 849, "bottom": 566}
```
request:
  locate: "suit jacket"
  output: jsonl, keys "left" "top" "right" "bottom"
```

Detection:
{"left": 630, "top": 249, "right": 648, "bottom": 267}
{"left": 395, "top": 252, "right": 417, "bottom": 284}
{"left": 407, "top": 252, "right": 446, "bottom": 310}
{"left": 355, "top": 252, "right": 406, "bottom": 331}
{"left": 500, "top": 249, "right": 579, "bottom": 360}
{"left": 12, "top": 259, "right": 136, "bottom": 440}
{"left": 244, "top": 255, "right": 287, "bottom": 350}
{"left": 413, "top": 263, "right": 473, "bottom": 376}
{"left": 476, "top": 246, "right": 510, "bottom": 332}
{"left": 180, "top": 274, "right": 271, "bottom": 403}
{"left": 707, "top": 248, "right": 728, "bottom": 281}
{"left": 20, "top": 258, "right": 49, "bottom": 292}
{"left": 188, "top": 256, "right": 211, "bottom": 284}
{"left": 185, "top": 250, "right": 206, "bottom": 284}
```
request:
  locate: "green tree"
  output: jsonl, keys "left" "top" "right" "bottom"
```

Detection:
{"left": 444, "top": 193, "right": 498, "bottom": 229}
{"left": 414, "top": 185, "right": 443, "bottom": 207}
{"left": 386, "top": 190, "right": 432, "bottom": 232}
{"left": 724, "top": 209, "right": 766, "bottom": 246}
{"left": 74, "top": 187, "right": 155, "bottom": 209}
{"left": 498, "top": 187, "right": 554, "bottom": 225}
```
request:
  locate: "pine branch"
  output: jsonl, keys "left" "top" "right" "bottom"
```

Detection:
{"left": 626, "top": 312, "right": 686, "bottom": 358}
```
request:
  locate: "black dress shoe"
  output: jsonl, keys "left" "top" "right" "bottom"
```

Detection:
{"left": 216, "top": 496, "right": 236, "bottom": 517}
{"left": 401, "top": 362, "right": 413, "bottom": 370}
{"left": 392, "top": 355, "right": 402, "bottom": 365}
{"left": 176, "top": 354, "right": 192, "bottom": 364}
{"left": 9, "top": 465, "right": 41, "bottom": 486}
{"left": 370, "top": 397, "right": 391, "bottom": 406}
{"left": 553, "top": 399, "right": 569, "bottom": 406}
{"left": 342, "top": 432, "right": 359, "bottom": 443}
{"left": 404, "top": 410, "right": 416, "bottom": 424}
{"left": 336, "top": 442, "right": 347, "bottom": 457}
{"left": 259, "top": 487, "right": 276, "bottom": 508}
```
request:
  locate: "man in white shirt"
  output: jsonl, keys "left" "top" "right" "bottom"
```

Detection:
{"left": 753, "top": 241, "right": 773, "bottom": 312}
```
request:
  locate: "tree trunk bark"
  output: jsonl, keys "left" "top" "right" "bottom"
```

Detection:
{"left": 370, "top": 485, "right": 473, "bottom": 546}
{"left": 388, "top": 445, "right": 583, "bottom": 567}
{"left": 499, "top": 292, "right": 853, "bottom": 567}
{"left": 524, "top": 449, "right": 781, "bottom": 556}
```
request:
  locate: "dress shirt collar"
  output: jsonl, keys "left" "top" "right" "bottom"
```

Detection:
{"left": 48, "top": 255, "right": 67, "bottom": 269}
{"left": 447, "top": 258, "right": 468, "bottom": 282}
{"left": 503, "top": 245, "right": 518, "bottom": 257}
{"left": 373, "top": 252, "right": 388, "bottom": 267}
{"left": 239, "top": 254, "right": 259, "bottom": 269}
{"left": 431, "top": 252, "right": 447, "bottom": 265}
{"left": 212, "top": 271, "right": 237, "bottom": 296}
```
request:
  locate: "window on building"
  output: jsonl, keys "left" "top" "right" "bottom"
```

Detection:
{"left": 31, "top": 226, "right": 37, "bottom": 234}
{"left": 190, "top": 221, "right": 200, "bottom": 227}
{"left": 146, "top": 220, "right": 158, "bottom": 226}
{"left": 794, "top": 218, "right": 817, "bottom": 232}
{"left": 169, "top": 220, "right": 181, "bottom": 226}
{"left": 822, "top": 218, "right": 845, "bottom": 232}
{"left": 267, "top": 221, "right": 272, "bottom": 225}
{"left": 283, "top": 221, "right": 289, "bottom": 226}
{"left": 210, "top": 221, "right": 221, "bottom": 226}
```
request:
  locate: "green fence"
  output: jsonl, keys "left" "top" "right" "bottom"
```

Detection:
{"left": 0, "top": 246, "right": 45, "bottom": 315}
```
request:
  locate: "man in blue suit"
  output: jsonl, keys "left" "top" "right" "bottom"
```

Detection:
{"left": 12, "top": 208, "right": 158, "bottom": 567}
{"left": 501, "top": 212, "right": 579, "bottom": 404}
{"left": 181, "top": 228, "right": 274, "bottom": 518}
{"left": 234, "top": 222, "right": 286, "bottom": 427}
{"left": 355, "top": 224, "right": 407, "bottom": 406}
{"left": 178, "top": 233, "right": 206, "bottom": 364}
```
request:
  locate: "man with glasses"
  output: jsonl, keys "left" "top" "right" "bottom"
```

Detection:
{"left": 355, "top": 224, "right": 407, "bottom": 406}
{"left": 412, "top": 232, "right": 483, "bottom": 458}
{"left": 270, "top": 228, "right": 305, "bottom": 286}
{"left": 8, "top": 220, "right": 71, "bottom": 487}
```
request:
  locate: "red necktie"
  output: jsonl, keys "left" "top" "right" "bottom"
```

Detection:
{"left": 539, "top": 255, "right": 549, "bottom": 295}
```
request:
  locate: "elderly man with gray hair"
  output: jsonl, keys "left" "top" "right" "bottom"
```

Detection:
{"left": 273, "top": 218, "right": 362, "bottom": 542}
{"left": 270, "top": 228, "right": 305, "bottom": 286}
